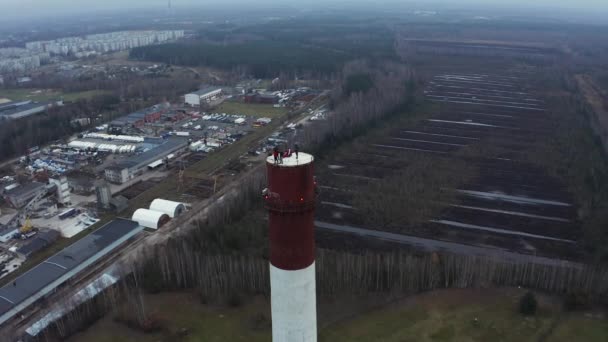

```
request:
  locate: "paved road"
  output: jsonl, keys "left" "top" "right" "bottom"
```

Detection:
{"left": 315, "top": 221, "right": 583, "bottom": 269}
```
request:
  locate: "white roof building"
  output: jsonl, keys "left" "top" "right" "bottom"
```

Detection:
{"left": 185, "top": 87, "right": 222, "bottom": 106}
{"left": 131, "top": 209, "right": 170, "bottom": 229}
{"left": 149, "top": 199, "right": 186, "bottom": 218}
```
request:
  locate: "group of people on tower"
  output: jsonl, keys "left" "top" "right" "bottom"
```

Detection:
{"left": 273, "top": 144, "right": 299, "bottom": 164}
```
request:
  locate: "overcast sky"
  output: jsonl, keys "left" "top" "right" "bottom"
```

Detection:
{"left": 1, "top": 0, "right": 607, "bottom": 19}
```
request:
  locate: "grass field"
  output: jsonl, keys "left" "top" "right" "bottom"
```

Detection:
{"left": 0, "top": 88, "right": 109, "bottom": 102}
{"left": 322, "top": 289, "right": 553, "bottom": 342}
{"left": 214, "top": 101, "right": 287, "bottom": 118}
{"left": 68, "top": 288, "right": 608, "bottom": 342}
{"left": 549, "top": 316, "right": 608, "bottom": 341}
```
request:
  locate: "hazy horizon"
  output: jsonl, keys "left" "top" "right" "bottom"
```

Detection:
{"left": 2, "top": 0, "right": 608, "bottom": 21}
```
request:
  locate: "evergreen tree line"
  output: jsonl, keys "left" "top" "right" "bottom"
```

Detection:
{"left": 130, "top": 41, "right": 350, "bottom": 79}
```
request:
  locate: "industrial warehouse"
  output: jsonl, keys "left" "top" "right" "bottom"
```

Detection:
{"left": 0, "top": 99, "right": 63, "bottom": 120}
{"left": 184, "top": 86, "right": 223, "bottom": 106}
{"left": 0, "top": 218, "right": 144, "bottom": 326}
{"left": 103, "top": 137, "right": 188, "bottom": 184}
{"left": 0, "top": 197, "right": 186, "bottom": 333}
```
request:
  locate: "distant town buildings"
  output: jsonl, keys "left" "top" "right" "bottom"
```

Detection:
{"left": 25, "top": 30, "right": 185, "bottom": 57}
{"left": 0, "top": 48, "right": 49, "bottom": 73}
{"left": 0, "top": 30, "right": 184, "bottom": 74}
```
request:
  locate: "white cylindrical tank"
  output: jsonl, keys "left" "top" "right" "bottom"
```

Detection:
{"left": 149, "top": 199, "right": 186, "bottom": 218}
{"left": 131, "top": 209, "right": 170, "bottom": 229}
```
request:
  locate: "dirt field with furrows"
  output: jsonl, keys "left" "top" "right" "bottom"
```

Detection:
{"left": 314, "top": 66, "right": 583, "bottom": 260}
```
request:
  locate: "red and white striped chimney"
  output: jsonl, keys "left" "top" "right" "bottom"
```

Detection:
{"left": 264, "top": 152, "right": 317, "bottom": 342}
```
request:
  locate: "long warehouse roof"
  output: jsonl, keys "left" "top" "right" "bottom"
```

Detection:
{"left": 189, "top": 86, "right": 222, "bottom": 96}
{"left": 113, "top": 137, "right": 187, "bottom": 170}
{"left": 0, "top": 218, "right": 143, "bottom": 324}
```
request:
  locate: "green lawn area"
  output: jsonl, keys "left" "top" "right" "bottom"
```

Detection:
{"left": 62, "top": 90, "right": 110, "bottom": 102}
{"left": 320, "top": 289, "right": 608, "bottom": 342}
{"left": 549, "top": 315, "right": 608, "bottom": 342}
{"left": 321, "top": 289, "right": 553, "bottom": 342}
{"left": 68, "top": 292, "right": 270, "bottom": 342}
{"left": 0, "top": 88, "right": 109, "bottom": 102}
{"left": 68, "top": 288, "right": 608, "bottom": 342}
{"left": 214, "top": 101, "right": 287, "bottom": 118}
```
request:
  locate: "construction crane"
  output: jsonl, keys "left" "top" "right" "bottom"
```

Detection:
{"left": 20, "top": 217, "right": 33, "bottom": 234}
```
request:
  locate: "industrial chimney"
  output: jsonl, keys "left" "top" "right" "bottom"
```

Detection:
{"left": 264, "top": 151, "right": 317, "bottom": 342}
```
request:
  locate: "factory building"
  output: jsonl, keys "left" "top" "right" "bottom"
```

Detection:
{"left": 109, "top": 196, "right": 129, "bottom": 213}
{"left": 185, "top": 87, "right": 222, "bottom": 106}
{"left": 0, "top": 218, "right": 144, "bottom": 326}
{"left": 16, "top": 230, "right": 61, "bottom": 259}
{"left": 108, "top": 103, "right": 169, "bottom": 132}
{"left": 0, "top": 225, "right": 18, "bottom": 243}
{"left": 3, "top": 182, "right": 46, "bottom": 208}
{"left": 0, "top": 100, "right": 63, "bottom": 120}
{"left": 104, "top": 166, "right": 130, "bottom": 184}
{"left": 49, "top": 177, "right": 71, "bottom": 205}
{"left": 244, "top": 93, "right": 279, "bottom": 104}
{"left": 104, "top": 137, "right": 187, "bottom": 184}
{"left": 66, "top": 171, "right": 96, "bottom": 195}
{"left": 95, "top": 180, "right": 112, "bottom": 209}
